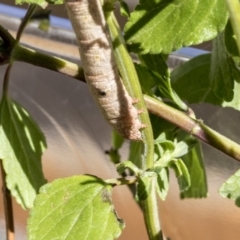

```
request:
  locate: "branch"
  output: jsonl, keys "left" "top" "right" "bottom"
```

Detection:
{"left": 0, "top": 161, "right": 14, "bottom": 240}
{"left": 8, "top": 45, "right": 240, "bottom": 162}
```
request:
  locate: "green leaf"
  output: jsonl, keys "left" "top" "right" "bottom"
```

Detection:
{"left": 119, "top": 0, "right": 130, "bottom": 18}
{"left": 170, "top": 159, "right": 191, "bottom": 192}
{"left": 134, "top": 63, "right": 157, "bottom": 94}
{"left": 111, "top": 130, "right": 125, "bottom": 150}
{"left": 0, "top": 96, "right": 46, "bottom": 209}
{"left": 172, "top": 53, "right": 240, "bottom": 111}
{"left": 139, "top": 53, "right": 169, "bottom": 79}
{"left": 210, "top": 32, "right": 234, "bottom": 101}
{"left": 135, "top": 62, "right": 187, "bottom": 110}
{"left": 124, "top": 0, "right": 228, "bottom": 54}
{"left": 180, "top": 141, "right": 208, "bottom": 198}
{"left": 128, "top": 141, "right": 144, "bottom": 168}
{"left": 28, "top": 175, "right": 124, "bottom": 240}
{"left": 116, "top": 161, "right": 141, "bottom": 176}
{"left": 136, "top": 171, "right": 156, "bottom": 201}
{"left": 225, "top": 21, "right": 240, "bottom": 63}
{"left": 154, "top": 167, "right": 169, "bottom": 201}
{"left": 219, "top": 169, "right": 240, "bottom": 207}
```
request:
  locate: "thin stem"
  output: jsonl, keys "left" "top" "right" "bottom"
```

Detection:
{"left": 2, "top": 62, "right": 13, "bottom": 96}
{"left": 16, "top": 4, "right": 37, "bottom": 42}
{"left": 225, "top": 0, "right": 240, "bottom": 54}
{"left": 105, "top": 176, "right": 138, "bottom": 186}
{"left": 0, "top": 161, "right": 14, "bottom": 240}
{"left": 12, "top": 45, "right": 85, "bottom": 81}
{"left": 145, "top": 95, "right": 240, "bottom": 162}
{"left": 11, "top": 45, "right": 240, "bottom": 162}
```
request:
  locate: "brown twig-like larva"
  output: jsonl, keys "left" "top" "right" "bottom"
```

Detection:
{"left": 65, "top": 0, "right": 144, "bottom": 140}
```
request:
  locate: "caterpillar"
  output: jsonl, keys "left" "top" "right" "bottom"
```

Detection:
{"left": 65, "top": 0, "right": 144, "bottom": 140}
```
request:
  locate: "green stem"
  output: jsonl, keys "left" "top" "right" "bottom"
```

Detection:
{"left": 16, "top": 4, "right": 37, "bottom": 42}
{"left": 225, "top": 0, "right": 240, "bottom": 54}
{"left": 0, "top": 160, "right": 14, "bottom": 240}
{"left": 145, "top": 95, "right": 240, "bottom": 162}
{"left": 105, "top": 10, "right": 161, "bottom": 239}
{"left": 12, "top": 44, "right": 85, "bottom": 80}
{"left": 10, "top": 45, "right": 240, "bottom": 162}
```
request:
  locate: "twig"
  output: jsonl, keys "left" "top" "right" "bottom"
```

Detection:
{"left": 16, "top": 4, "right": 37, "bottom": 42}
{"left": 0, "top": 161, "right": 14, "bottom": 240}
{"left": 7, "top": 44, "right": 240, "bottom": 162}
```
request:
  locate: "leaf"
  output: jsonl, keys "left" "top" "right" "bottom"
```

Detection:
{"left": 210, "top": 32, "right": 235, "bottom": 101}
{"left": 225, "top": 21, "right": 240, "bottom": 64}
{"left": 180, "top": 141, "right": 208, "bottom": 198}
{"left": 136, "top": 171, "right": 156, "bottom": 201}
{"left": 128, "top": 141, "right": 144, "bottom": 168}
{"left": 172, "top": 53, "right": 240, "bottom": 111}
{"left": 170, "top": 159, "right": 191, "bottom": 192}
{"left": 28, "top": 175, "right": 124, "bottom": 240}
{"left": 0, "top": 96, "right": 46, "bottom": 209}
{"left": 135, "top": 62, "right": 187, "bottom": 110}
{"left": 124, "top": 0, "right": 228, "bottom": 54}
{"left": 139, "top": 53, "right": 169, "bottom": 79}
{"left": 111, "top": 130, "right": 125, "bottom": 150}
{"left": 219, "top": 169, "right": 240, "bottom": 207}
{"left": 119, "top": 0, "right": 130, "bottom": 18}
{"left": 155, "top": 167, "right": 169, "bottom": 201}
{"left": 134, "top": 63, "right": 158, "bottom": 94}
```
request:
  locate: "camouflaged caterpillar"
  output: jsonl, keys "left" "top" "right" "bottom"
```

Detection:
{"left": 65, "top": 0, "right": 144, "bottom": 140}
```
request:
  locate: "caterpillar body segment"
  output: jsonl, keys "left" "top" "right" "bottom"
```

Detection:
{"left": 65, "top": 0, "right": 144, "bottom": 140}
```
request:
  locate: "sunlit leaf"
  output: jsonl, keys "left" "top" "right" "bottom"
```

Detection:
{"left": 219, "top": 169, "right": 240, "bottom": 207}
{"left": 124, "top": 0, "right": 228, "bottom": 54}
{"left": 0, "top": 96, "right": 46, "bottom": 209}
{"left": 28, "top": 175, "right": 124, "bottom": 240}
{"left": 170, "top": 159, "right": 191, "bottom": 192}
{"left": 154, "top": 167, "right": 169, "bottom": 201}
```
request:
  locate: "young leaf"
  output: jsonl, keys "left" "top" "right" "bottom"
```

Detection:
{"left": 0, "top": 96, "right": 46, "bottom": 209}
{"left": 210, "top": 32, "right": 234, "bottom": 101}
{"left": 119, "top": 0, "right": 130, "bottom": 18}
{"left": 136, "top": 171, "right": 156, "bottom": 201}
{"left": 172, "top": 53, "right": 240, "bottom": 111}
{"left": 169, "top": 159, "right": 191, "bottom": 192}
{"left": 128, "top": 141, "right": 144, "bottom": 168}
{"left": 28, "top": 175, "right": 124, "bottom": 240}
{"left": 154, "top": 167, "right": 169, "bottom": 201}
{"left": 219, "top": 169, "right": 240, "bottom": 207}
{"left": 135, "top": 62, "right": 187, "bottom": 110}
{"left": 180, "top": 141, "right": 208, "bottom": 198}
{"left": 124, "top": 0, "right": 228, "bottom": 54}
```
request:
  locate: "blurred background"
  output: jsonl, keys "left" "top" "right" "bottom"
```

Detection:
{"left": 0, "top": 1, "right": 240, "bottom": 240}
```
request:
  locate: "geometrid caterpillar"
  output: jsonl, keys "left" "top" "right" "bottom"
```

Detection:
{"left": 65, "top": 0, "right": 145, "bottom": 140}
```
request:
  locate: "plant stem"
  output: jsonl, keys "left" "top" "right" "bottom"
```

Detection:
{"left": 0, "top": 161, "right": 14, "bottom": 240}
{"left": 145, "top": 95, "right": 240, "bottom": 161}
{"left": 225, "top": 0, "right": 240, "bottom": 53}
{"left": 105, "top": 10, "right": 161, "bottom": 239}
{"left": 16, "top": 4, "right": 36, "bottom": 42}
{"left": 12, "top": 44, "right": 85, "bottom": 80}
{"left": 8, "top": 44, "right": 240, "bottom": 162}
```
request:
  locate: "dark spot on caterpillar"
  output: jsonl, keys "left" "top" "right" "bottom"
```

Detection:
{"left": 98, "top": 89, "right": 106, "bottom": 96}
